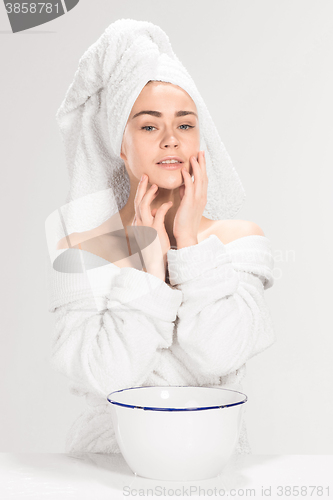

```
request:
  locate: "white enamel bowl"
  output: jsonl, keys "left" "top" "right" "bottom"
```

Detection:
{"left": 107, "top": 386, "right": 247, "bottom": 481}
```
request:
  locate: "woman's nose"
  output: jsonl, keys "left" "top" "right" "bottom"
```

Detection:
{"left": 161, "top": 126, "right": 180, "bottom": 147}
{"left": 160, "top": 129, "right": 179, "bottom": 148}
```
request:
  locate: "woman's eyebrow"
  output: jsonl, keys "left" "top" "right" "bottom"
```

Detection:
{"left": 132, "top": 110, "right": 198, "bottom": 119}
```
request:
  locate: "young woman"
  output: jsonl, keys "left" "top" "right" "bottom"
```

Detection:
{"left": 57, "top": 80, "right": 264, "bottom": 280}
{"left": 48, "top": 19, "right": 275, "bottom": 456}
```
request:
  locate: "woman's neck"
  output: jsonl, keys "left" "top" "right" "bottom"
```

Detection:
{"left": 119, "top": 208, "right": 178, "bottom": 249}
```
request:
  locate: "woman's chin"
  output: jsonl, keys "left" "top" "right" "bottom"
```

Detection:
{"left": 154, "top": 172, "right": 184, "bottom": 189}
{"left": 157, "top": 182, "right": 183, "bottom": 191}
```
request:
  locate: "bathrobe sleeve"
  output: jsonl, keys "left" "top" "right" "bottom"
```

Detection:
{"left": 166, "top": 234, "right": 276, "bottom": 378}
{"left": 46, "top": 254, "right": 183, "bottom": 399}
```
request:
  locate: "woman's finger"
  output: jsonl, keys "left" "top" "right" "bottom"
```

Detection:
{"left": 199, "top": 151, "right": 208, "bottom": 186}
{"left": 191, "top": 153, "right": 207, "bottom": 199}
{"left": 139, "top": 183, "right": 158, "bottom": 222}
{"left": 181, "top": 166, "right": 193, "bottom": 196}
{"left": 192, "top": 153, "right": 205, "bottom": 178}
{"left": 131, "top": 214, "right": 137, "bottom": 226}
{"left": 199, "top": 150, "right": 207, "bottom": 171}
{"left": 153, "top": 201, "right": 173, "bottom": 226}
{"left": 134, "top": 175, "right": 154, "bottom": 222}
{"left": 133, "top": 175, "right": 147, "bottom": 221}
{"left": 193, "top": 151, "right": 207, "bottom": 176}
{"left": 179, "top": 184, "right": 185, "bottom": 201}
{"left": 199, "top": 150, "right": 208, "bottom": 185}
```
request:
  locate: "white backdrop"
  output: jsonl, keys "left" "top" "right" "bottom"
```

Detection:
{"left": 1, "top": 0, "right": 332, "bottom": 454}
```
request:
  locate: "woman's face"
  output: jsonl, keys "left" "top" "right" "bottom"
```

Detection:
{"left": 120, "top": 81, "right": 200, "bottom": 189}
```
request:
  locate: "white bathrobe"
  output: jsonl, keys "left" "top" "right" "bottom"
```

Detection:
{"left": 47, "top": 233, "right": 276, "bottom": 455}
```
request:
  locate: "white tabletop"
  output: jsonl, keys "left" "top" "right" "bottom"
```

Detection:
{"left": 0, "top": 453, "right": 332, "bottom": 499}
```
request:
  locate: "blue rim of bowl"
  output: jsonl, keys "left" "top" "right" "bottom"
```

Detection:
{"left": 107, "top": 385, "right": 248, "bottom": 412}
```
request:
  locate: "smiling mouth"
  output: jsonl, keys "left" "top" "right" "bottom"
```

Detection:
{"left": 157, "top": 160, "right": 183, "bottom": 163}
{"left": 157, "top": 162, "right": 183, "bottom": 170}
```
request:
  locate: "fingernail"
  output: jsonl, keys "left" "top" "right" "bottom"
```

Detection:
{"left": 141, "top": 174, "right": 145, "bottom": 182}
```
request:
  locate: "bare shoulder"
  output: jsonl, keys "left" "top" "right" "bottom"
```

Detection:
{"left": 200, "top": 218, "right": 265, "bottom": 245}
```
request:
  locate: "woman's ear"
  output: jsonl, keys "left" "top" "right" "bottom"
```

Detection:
{"left": 120, "top": 145, "right": 127, "bottom": 161}
{"left": 120, "top": 129, "right": 128, "bottom": 161}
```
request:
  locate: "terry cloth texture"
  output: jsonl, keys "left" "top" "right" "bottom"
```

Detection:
{"left": 46, "top": 234, "right": 276, "bottom": 455}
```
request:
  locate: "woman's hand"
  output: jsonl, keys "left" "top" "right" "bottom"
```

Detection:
{"left": 173, "top": 150, "right": 208, "bottom": 248}
{"left": 132, "top": 174, "right": 173, "bottom": 275}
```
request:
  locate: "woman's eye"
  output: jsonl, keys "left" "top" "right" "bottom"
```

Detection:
{"left": 141, "top": 124, "right": 194, "bottom": 132}
{"left": 141, "top": 126, "right": 156, "bottom": 132}
{"left": 179, "top": 124, "right": 194, "bottom": 130}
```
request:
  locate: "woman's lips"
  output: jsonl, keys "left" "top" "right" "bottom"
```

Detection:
{"left": 157, "top": 162, "right": 183, "bottom": 170}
